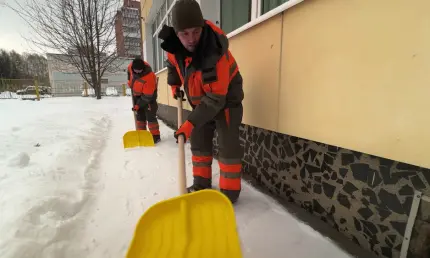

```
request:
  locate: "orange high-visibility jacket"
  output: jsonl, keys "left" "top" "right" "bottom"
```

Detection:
{"left": 160, "top": 20, "right": 244, "bottom": 127}
{"left": 127, "top": 61, "right": 158, "bottom": 103}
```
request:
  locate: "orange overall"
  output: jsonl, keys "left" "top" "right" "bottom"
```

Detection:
{"left": 127, "top": 62, "right": 160, "bottom": 137}
{"left": 161, "top": 20, "right": 244, "bottom": 201}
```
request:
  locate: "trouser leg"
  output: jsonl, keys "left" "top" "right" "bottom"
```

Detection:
{"left": 134, "top": 96, "right": 147, "bottom": 130}
{"left": 190, "top": 120, "right": 215, "bottom": 189}
{"left": 215, "top": 104, "right": 244, "bottom": 203}
{"left": 145, "top": 102, "right": 160, "bottom": 138}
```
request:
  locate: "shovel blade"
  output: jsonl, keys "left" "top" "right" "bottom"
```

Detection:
{"left": 126, "top": 189, "right": 242, "bottom": 258}
{"left": 123, "top": 130, "right": 155, "bottom": 148}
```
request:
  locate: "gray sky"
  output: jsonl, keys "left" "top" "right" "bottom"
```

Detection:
{"left": 0, "top": 0, "right": 36, "bottom": 53}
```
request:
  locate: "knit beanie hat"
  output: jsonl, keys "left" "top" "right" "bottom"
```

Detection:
{"left": 132, "top": 57, "right": 145, "bottom": 70}
{"left": 172, "top": 0, "right": 204, "bottom": 32}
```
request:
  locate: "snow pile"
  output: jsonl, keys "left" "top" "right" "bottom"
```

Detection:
{"left": 0, "top": 91, "right": 18, "bottom": 99}
{"left": 17, "top": 94, "right": 53, "bottom": 100}
{"left": 0, "top": 93, "right": 53, "bottom": 100}
{"left": 0, "top": 97, "right": 351, "bottom": 258}
{"left": 105, "top": 87, "right": 119, "bottom": 96}
{"left": 7, "top": 152, "right": 31, "bottom": 168}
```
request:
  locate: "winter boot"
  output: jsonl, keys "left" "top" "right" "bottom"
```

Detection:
{"left": 221, "top": 189, "right": 240, "bottom": 204}
{"left": 186, "top": 184, "right": 211, "bottom": 193}
{"left": 153, "top": 135, "right": 161, "bottom": 144}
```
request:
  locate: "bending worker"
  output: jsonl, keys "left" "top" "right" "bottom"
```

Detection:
{"left": 127, "top": 57, "right": 161, "bottom": 144}
{"left": 159, "top": 0, "right": 244, "bottom": 203}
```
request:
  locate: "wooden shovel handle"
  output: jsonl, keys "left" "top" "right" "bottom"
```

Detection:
{"left": 130, "top": 85, "right": 138, "bottom": 130}
{"left": 177, "top": 97, "right": 187, "bottom": 195}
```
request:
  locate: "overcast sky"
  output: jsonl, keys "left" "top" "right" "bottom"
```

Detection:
{"left": 0, "top": 0, "right": 37, "bottom": 53}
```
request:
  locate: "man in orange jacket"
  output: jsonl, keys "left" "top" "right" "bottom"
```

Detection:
{"left": 127, "top": 57, "right": 161, "bottom": 144}
{"left": 158, "top": 0, "right": 244, "bottom": 203}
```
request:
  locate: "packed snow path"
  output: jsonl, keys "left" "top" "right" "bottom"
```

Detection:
{"left": 0, "top": 97, "right": 351, "bottom": 258}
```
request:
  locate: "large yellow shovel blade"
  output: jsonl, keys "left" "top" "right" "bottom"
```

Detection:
{"left": 123, "top": 130, "right": 155, "bottom": 148}
{"left": 126, "top": 189, "right": 242, "bottom": 258}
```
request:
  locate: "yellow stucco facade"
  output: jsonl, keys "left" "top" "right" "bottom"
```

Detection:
{"left": 140, "top": 0, "right": 152, "bottom": 39}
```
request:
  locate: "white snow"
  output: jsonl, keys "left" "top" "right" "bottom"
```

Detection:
{"left": 0, "top": 91, "right": 18, "bottom": 99}
{"left": 0, "top": 97, "right": 352, "bottom": 258}
{"left": 8, "top": 152, "right": 31, "bottom": 168}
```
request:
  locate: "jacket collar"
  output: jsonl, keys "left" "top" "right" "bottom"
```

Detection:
{"left": 158, "top": 20, "right": 228, "bottom": 69}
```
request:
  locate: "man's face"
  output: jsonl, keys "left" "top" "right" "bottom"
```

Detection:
{"left": 177, "top": 27, "right": 203, "bottom": 52}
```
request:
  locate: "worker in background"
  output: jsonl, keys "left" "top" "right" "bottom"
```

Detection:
{"left": 158, "top": 0, "right": 244, "bottom": 203}
{"left": 127, "top": 57, "right": 161, "bottom": 144}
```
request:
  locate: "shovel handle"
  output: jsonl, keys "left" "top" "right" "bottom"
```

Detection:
{"left": 130, "top": 85, "right": 138, "bottom": 130}
{"left": 177, "top": 97, "right": 187, "bottom": 195}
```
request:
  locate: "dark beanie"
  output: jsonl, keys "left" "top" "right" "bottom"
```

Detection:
{"left": 132, "top": 57, "right": 145, "bottom": 70}
{"left": 172, "top": 0, "right": 204, "bottom": 32}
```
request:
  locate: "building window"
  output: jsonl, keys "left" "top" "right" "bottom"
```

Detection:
{"left": 151, "top": 0, "right": 177, "bottom": 72}
{"left": 261, "top": 0, "right": 289, "bottom": 14}
{"left": 220, "top": 0, "right": 252, "bottom": 34}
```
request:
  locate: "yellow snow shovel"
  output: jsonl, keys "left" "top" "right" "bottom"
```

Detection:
{"left": 122, "top": 79, "right": 159, "bottom": 148}
{"left": 125, "top": 96, "right": 243, "bottom": 258}
{"left": 123, "top": 130, "right": 155, "bottom": 148}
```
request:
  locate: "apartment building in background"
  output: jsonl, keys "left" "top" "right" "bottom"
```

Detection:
{"left": 115, "top": 0, "right": 142, "bottom": 58}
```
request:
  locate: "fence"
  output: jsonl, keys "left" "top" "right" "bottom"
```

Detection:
{"left": 52, "top": 80, "right": 129, "bottom": 97}
{"left": 0, "top": 78, "right": 50, "bottom": 100}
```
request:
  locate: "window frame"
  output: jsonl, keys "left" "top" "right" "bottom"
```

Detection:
{"left": 150, "top": 0, "right": 178, "bottom": 72}
{"left": 225, "top": 0, "right": 304, "bottom": 39}
{"left": 220, "top": 0, "right": 253, "bottom": 35}
{"left": 219, "top": 0, "right": 290, "bottom": 34}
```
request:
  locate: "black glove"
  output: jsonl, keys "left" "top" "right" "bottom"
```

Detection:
{"left": 136, "top": 96, "right": 150, "bottom": 109}
{"left": 174, "top": 87, "right": 186, "bottom": 101}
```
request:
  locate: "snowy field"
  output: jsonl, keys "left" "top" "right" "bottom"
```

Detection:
{"left": 0, "top": 97, "right": 352, "bottom": 258}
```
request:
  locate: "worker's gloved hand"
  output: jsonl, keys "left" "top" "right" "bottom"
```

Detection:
{"left": 131, "top": 104, "right": 139, "bottom": 111}
{"left": 174, "top": 120, "right": 194, "bottom": 143}
{"left": 134, "top": 97, "right": 149, "bottom": 110}
{"left": 171, "top": 86, "right": 185, "bottom": 101}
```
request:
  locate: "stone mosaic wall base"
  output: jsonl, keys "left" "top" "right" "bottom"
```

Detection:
{"left": 228, "top": 125, "right": 430, "bottom": 258}
{"left": 156, "top": 104, "right": 430, "bottom": 258}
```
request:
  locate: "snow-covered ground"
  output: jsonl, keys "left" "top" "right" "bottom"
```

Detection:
{"left": 0, "top": 97, "right": 352, "bottom": 258}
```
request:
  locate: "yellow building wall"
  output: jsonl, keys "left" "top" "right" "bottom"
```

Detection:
{"left": 155, "top": 69, "right": 193, "bottom": 111}
{"left": 228, "top": 16, "right": 283, "bottom": 132}
{"left": 156, "top": 70, "right": 168, "bottom": 105}
{"left": 277, "top": 0, "right": 430, "bottom": 169}
{"left": 153, "top": 0, "right": 430, "bottom": 169}
{"left": 140, "top": 0, "right": 153, "bottom": 42}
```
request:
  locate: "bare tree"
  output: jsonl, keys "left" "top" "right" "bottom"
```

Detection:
{"left": 7, "top": 0, "right": 130, "bottom": 99}
{"left": 23, "top": 53, "right": 49, "bottom": 82}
